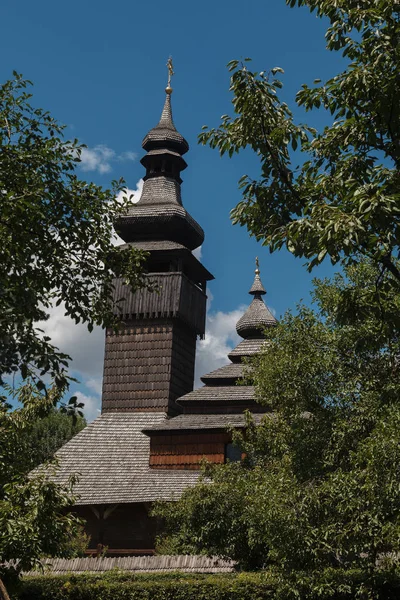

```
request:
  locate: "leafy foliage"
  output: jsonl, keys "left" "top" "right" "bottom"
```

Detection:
{"left": 192, "top": 7, "right": 400, "bottom": 593}
{"left": 12, "top": 569, "right": 400, "bottom": 600}
{"left": 155, "top": 261, "right": 400, "bottom": 597}
{"left": 0, "top": 387, "right": 84, "bottom": 581}
{"left": 0, "top": 72, "right": 147, "bottom": 395}
{"left": 199, "top": 1, "right": 400, "bottom": 292}
{"left": 13, "top": 409, "right": 86, "bottom": 474}
{"left": 0, "top": 72, "right": 146, "bottom": 591}
{"left": 13, "top": 571, "right": 276, "bottom": 600}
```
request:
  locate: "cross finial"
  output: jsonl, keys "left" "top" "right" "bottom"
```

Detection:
{"left": 166, "top": 57, "right": 174, "bottom": 94}
{"left": 255, "top": 256, "right": 260, "bottom": 274}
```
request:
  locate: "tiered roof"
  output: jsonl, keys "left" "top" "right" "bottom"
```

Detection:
{"left": 236, "top": 259, "right": 277, "bottom": 338}
{"left": 145, "top": 261, "right": 277, "bottom": 428}
{"left": 115, "top": 83, "right": 204, "bottom": 251}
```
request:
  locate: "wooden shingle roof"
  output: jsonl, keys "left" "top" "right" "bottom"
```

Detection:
{"left": 53, "top": 413, "right": 200, "bottom": 505}
{"left": 115, "top": 89, "right": 203, "bottom": 251}
{"left": 228, "top": 338, "right": 267, "bottom": 362}
{"left": 236, "top": 296, "right": 277, "bottom": 338}
{"left": 177, "top": 386, "right": 255, "bottom": 406}
{"left": 143, "top": 413, "right": 266, "bottom": 433}
{"left": 142, "top": 92, "right": 189, "bottom": 154}
{"left": 200, "top": 363, "right": 246, "bottom": 384}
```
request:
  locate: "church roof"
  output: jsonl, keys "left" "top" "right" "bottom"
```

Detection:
{"left": 52, "top": 413, "right": 200, "bottom": 505}
{"left": 117, "top": 200, "right": 204, "bottom": 250}
{"left": 143, "top": 413, "right": 266, "bottom": 433}
{"left": 228, "top": 338, "right": 268, "bottom": 362}
{"left": 115, "top": 85, "right": 204, "bottom": 251}
{"left": 142, "top": 92, "right": 189, "bottom": 154}
{"left": 160, "top": 260, "right": 277, "bottom": 416}
{"left": 200, "top": 363, "right": 246, "bottom": 384}
{"left": 236, "top": 296, "right": 277, "bottom": 338}
{"left": 236, "top": 260, "right": 277, "bottom": 338}
{"left": 177, "top": 385, "right": 255, "bottom": 406}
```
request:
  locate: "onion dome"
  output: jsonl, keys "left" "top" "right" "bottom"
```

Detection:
{"left": 115, "top": 60, "right": 204, "bottom": 251}
{"left": 236, "top": 258, "right": 277, "bottom": 339}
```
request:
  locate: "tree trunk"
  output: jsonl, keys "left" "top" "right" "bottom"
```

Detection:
{"left": 0, "top": 578, "right": 11, "bottom": 600}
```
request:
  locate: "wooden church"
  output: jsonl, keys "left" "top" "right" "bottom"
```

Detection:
{"left": 54, "top": 67, "right": 277, "bottom": 554}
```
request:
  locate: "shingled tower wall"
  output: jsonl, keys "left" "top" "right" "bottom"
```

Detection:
{"left": 101, "top": 83, "right": 213, "bottom": 416}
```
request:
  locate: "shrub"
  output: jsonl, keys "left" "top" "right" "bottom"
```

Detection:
{"left": 12, "top": 568, "right": 400, "bottom": 600}
{"left": 13, "top": 571, "right": 275, "bottom": 600}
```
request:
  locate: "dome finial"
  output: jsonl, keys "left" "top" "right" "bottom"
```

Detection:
{"left": 236, "top": 258, "right": 276, "bottom": 338}
{"left": 249, "top": 257, "right": 266, "bottom": 295}
{"left": 166, "top": 56, "right": 174, "bottom": 95}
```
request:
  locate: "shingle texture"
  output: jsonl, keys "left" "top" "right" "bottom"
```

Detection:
{"left": 53, "top": 413, "right": 200, "bottom": 504}
{"left": 143, "top": 413, "right": 265, "bottom": 432}
{"left": 236, "top": 296, "right": 277, "bottom": 338}
{"left": 178, "top": 386, "right": 255, "bottom": 405}
{"left": 25, "top": 555, "right": 235, "bottom": 574}
{"left": 249, "top": 272, "right": 266, "bottom": 295}
{"left": 102, "top": 319, "right": 199, "bottom": 413}
{"left": 117, "top": 197, "right": 204, "bottom": 250}
{"left": 119, "top": 240, "right": 187, "bottom": 252}
{"left": 116, "top": 92, "right": 203, "bottom": 251}
{"left": 142, "top": 93, "right": 189, "bottom": 154}
{"left": 228, "top": 338, "right": 268, "bottom": 362}
{"left": 200, "top": 363, "right": 246, "bottom": 383}
{"left": 138, "top": 177, "right": 183, "bottom": 206}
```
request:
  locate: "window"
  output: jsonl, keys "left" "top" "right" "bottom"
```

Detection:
{"left": 225, "top": 443, "right": 242, "bottom": 463}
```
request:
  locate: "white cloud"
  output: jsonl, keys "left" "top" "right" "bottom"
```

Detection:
{"left": 112, "top": 179, "right": 143, "bottom": 246}
{"left": 194, "top": 305, "right": 246, "bottom": 387}
{"left": 192, "top": 246, "right": 202, "bottom": 260}
{"left": 36, "top": 303, "right": 105, "bottom": 422}
{"left": 73, "top": 390, "right": 101, "bottom": 423}
{"left": 115, "top": 179, "right": 143, "bottom": 206}
{"left": 119, "top": 151, "right": 137, "bottom": 162}
{"left": 37, "top": 303, "right": 105, "bottom": 378}
{"left": 85, "top": 377, "right": 103, "bottom": 396}
{"left": 78, "top": 145, "right": 137, "bottom": 174}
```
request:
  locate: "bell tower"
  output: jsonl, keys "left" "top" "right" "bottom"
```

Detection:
{"left": 101, "top": 61, "right": 213, "bottom": 415}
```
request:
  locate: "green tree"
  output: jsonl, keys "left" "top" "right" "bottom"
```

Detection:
{"left": 0, "top": 386, "right": 83, "bottom": 599}
{"left": 155, "top": 261, "right": 400, "bottom": 596}
{"left": 0, "top": 73, "right": 146, "bottom": 598}
{"left": 0, "top": 72, "right": 147, "bottom": 394}
{"left": 183, "top": 6, "right": 400, "bottom": 591}
{"left": 17, "top": 409, "right": 86, "bottom": 473}
{"left": 200, "top": 1, "right": 400, "bottom": 297}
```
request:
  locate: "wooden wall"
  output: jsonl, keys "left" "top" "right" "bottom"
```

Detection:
{"left": 149, "top": 431, "right": 231, "bottom": 469}
{"left": 101, "top": 319, "right": 197, "bottom": 414}
{"left": 74, "top": 503, "right": 157, "bottom": 554}
{"left": 113, "top": 272, "right": 207, "bottom": 336}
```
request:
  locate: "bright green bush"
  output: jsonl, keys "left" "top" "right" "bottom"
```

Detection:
{"left": 11, "top": 569, "right": 400, "bottom": 600}
{"left": 13, "top": 572, "right": 275, "bottom": 600}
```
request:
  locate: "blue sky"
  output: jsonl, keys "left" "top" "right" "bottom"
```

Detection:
{"left": 2, "top": 0, "right": 348, "bottom": 419}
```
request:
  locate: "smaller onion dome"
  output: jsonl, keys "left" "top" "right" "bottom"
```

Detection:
{"left": 236, "top": 258, "right": 277, "bottom": 339}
